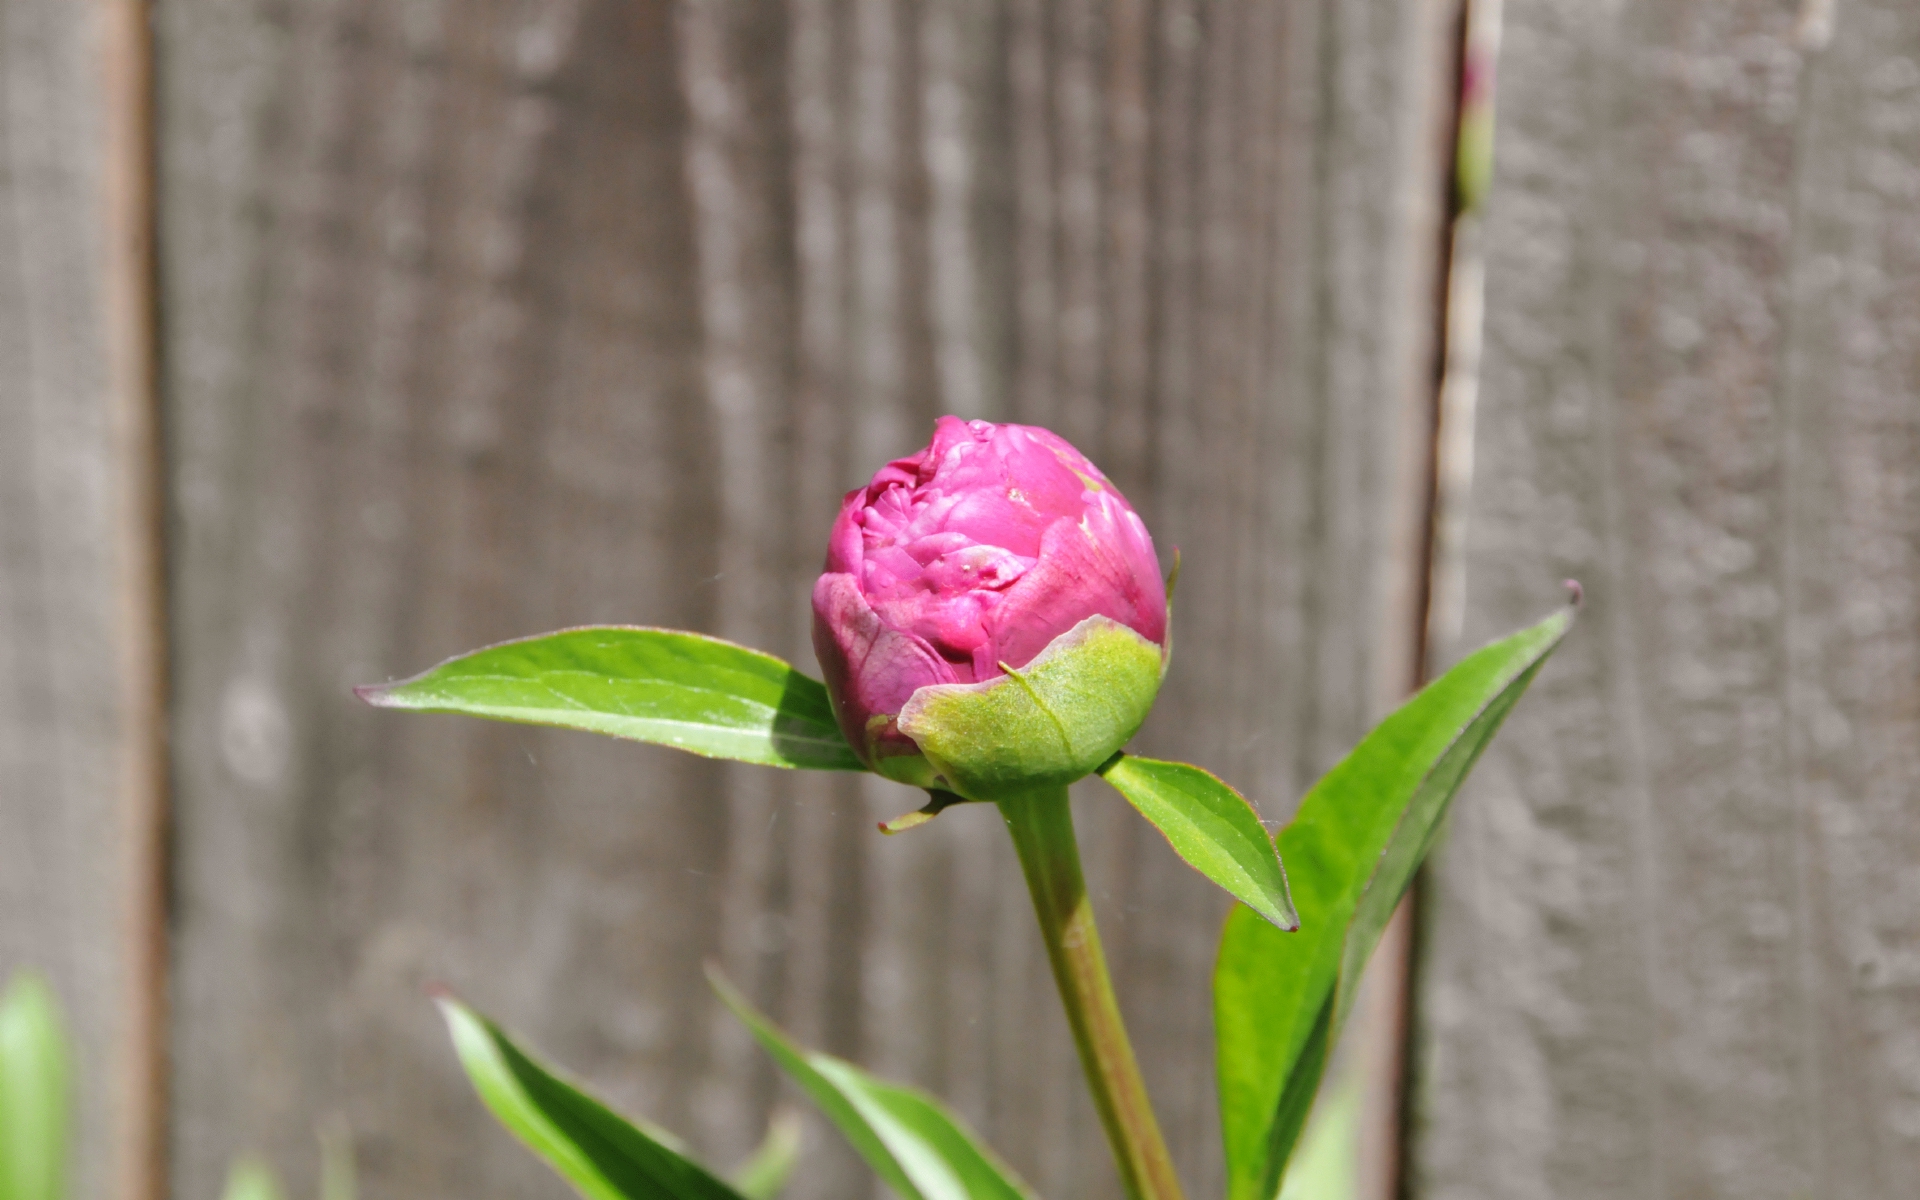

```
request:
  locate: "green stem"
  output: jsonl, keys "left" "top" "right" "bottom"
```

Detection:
{"left": 999, "top": 787, "right": 1186, "bottom": 1200}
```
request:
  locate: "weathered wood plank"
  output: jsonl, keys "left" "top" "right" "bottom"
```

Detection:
{"left": 156, "top": 3, "right": 1451, "bottom": 1197}
{"left": 1411, "top": 1, "right": 1920, "bottom": 1196}
{"left": 0, "top": 3, "right": 164, "bottom": 1200}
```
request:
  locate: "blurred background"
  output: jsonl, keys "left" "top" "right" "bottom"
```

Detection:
{"left": 2, "top": 1, "right": 1916, "bottom": 1198}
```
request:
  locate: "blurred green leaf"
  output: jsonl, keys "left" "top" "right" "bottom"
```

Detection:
{"left": 318, "top": 1117, "right": 355, "bottom": 1200}
{"left": 220, "top": 1160, "right": 285, "bottom": 1200}
{"left": 1275, "top": 1066, "right": 1359, "bottom": 1200}
{"left": 1216, "top": 605, "right": 1572, "bottom": 1200}
{"left": 359, "top": 627, "right": 864, "bottom": 771}
{"left": 440, "top": 996, "right": 749, "bottom": 1200}
{"left": 1099, "top": 755, "right": 1298, "bottom": 932}
{"left": 709, "top": 970, "right": 1033, "bottom": 1200}
{"left": 0, "top": 972, "right": 69, "bottom": 1200}
{"left": 729, "top": 1108, "right": 801, "bottom": 1200}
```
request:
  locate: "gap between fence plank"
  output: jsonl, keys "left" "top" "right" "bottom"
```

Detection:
{"left": 1350, "top": 0, "right": 1475, "bottom": 1196}
{"left": 100, "top": 2, "right": 169, "bottom": 1198}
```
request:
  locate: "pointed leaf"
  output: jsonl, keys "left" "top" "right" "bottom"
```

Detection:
{"left": 730, "top": 1109, "right": 801, "bottom": 1200}
{"left": 0, "top": 973, "right": 69, "bottom": 1200}
{"left": 709, "top": 970, "right": 1034, "bottom": 1200}
{"left": 359, "top": 627, "right": 864, "bottom": 771}
{"left": 1216, "top": 604, "right": 1572, "bottom": 1200}
{"left": 1098, "top": 755, "right": 1298, "bottom": 932}
{"left": 439, "top": 996, "right": 748, "bottom": 1200}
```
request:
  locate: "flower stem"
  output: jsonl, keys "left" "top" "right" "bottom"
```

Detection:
{"left": 999, "top": 787, "right": 1186, "bottom": 1200}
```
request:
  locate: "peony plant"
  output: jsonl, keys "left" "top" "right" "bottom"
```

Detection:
{"left": 1, "top": 972, "right": 67, "bottom": 1200}
{"left": 359, "top": 418, "right": 1573, "bottom": 1200}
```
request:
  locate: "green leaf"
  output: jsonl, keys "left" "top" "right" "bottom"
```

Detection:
{"left": 708, "top": 970, "right": 1034, "bottom": 1200}
{"left": 1275, "top": 1063, "right": 1360, "bottom": 1200}
{"left": 1098, "top": 755, "right": 1298, "bottom": 932}
{"left": 220, "top": 1160, "right": 285, "bottom": 1200}
{"left": 359, "top": 627, "right": 864, "bottom": 771}
{"left": 0, "top": 972, "right": 69, "bottom": 1200}
{"left": 438, "top": 996, "right": 748, "bottom": 1200}
{"left": 730, "top": 1109, "right": 801, "bottom": 1200}
{"left": 1216, "top": 604, "right": 1572, "bottom": 1200}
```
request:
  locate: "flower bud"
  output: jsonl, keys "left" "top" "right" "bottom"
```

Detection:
{"left": 811, "top": 417, "right": 1168, "bottom": 800}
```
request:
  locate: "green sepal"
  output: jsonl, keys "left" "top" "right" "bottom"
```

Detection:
{"left": 1161, "top": 549, "right": 1180, "bottom": 674}
{"left": 895, "top": 616, "right": 1164, "bottom": 802}
{"left": 868, "top": 725, "right": 948, "bottom": 790}
{"left": 877, "top": 789, "right": 976, "bottom": 835}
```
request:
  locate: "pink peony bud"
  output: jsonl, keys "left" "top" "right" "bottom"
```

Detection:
{"left": 812, "top": 417, "right": 1168, "bottom": 798}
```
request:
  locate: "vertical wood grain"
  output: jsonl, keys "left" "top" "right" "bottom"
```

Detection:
{"left": 152, "top": 3, "right": 1453, "bottom": 1197}
{"left": 0, "top": 3, "right": 165, "bottom": 1199}
{"left": 1411, "top": 1, "right": 1920, "bottom": 1196}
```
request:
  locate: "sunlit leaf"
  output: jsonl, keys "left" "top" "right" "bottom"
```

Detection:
{"left": 1099, "top": 755, "right": 1298, "bottom": 932}
{"left": 710, "top": 970, "right": 1033, "bottom": 1200}
{"left": 359, "top": 627, "right": 864, "bottom": 771}
{"left": 440, "top": 996, "right": 748, "bottom": 1200}
{"left": 1216, "top": 604, "right": 1573, "bottom": 1200}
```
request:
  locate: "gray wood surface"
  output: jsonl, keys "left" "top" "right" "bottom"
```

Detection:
{"left": 154, "top": 2, "right": 1451, "bottom": 1197}
{"left": 0, "top": 3, "right": 163, "bottom": 1200}
{"left": 1411, "top": 1, "right": 1920, "bottom": 1196}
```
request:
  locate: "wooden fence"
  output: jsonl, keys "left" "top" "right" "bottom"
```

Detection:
{"left": 1413, "top": 2, "right": 1920, "bottom": 1196}
{"left": 2, "top": 2, "right": 1914, "bottom": 1199}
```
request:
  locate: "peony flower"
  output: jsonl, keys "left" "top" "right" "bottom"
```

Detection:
{"left": 812, "top": 417, "right": 1169, "bottom": 799}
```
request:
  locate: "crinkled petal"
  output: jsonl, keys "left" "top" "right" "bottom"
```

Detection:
{"left": 824, "top": 487, "right": 868, "bottom": 576}
{"left": 929, "top": 423, "right": 1091, "bottom": 556}
{"left": 984, "top": 498, "right": 1167, "bottom": 672}
{"left": 811, "top": 572, "right": 957, "bottom": 763}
